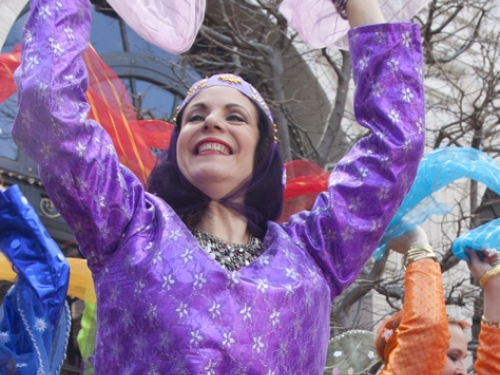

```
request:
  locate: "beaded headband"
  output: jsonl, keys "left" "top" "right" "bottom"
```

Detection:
{"left": 174, "top": 74, "right": 278, "bottom": 142}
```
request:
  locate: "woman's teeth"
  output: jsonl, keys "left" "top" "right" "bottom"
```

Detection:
{"left": 198, "top": 142, "right": 230, "bottom": 155}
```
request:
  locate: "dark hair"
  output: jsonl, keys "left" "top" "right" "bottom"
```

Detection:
{"left": 375, "top": 311, "right": 470, "bottom": 363}
{"left": 146, "top": 105, "right": 284, "bottom": 238}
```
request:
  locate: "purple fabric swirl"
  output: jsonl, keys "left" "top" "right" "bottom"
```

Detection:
{"left": 12, "top": 0, "right": 425, "bottom": 373}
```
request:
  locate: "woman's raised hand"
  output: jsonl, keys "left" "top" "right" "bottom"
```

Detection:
{"left": 345, "top": 0, "right": 385, "bottom": 28}
{"left": 388, "top": 225, "right": 429, "bottom": 255}
{"left": 465, "top": 248, "right": 500, "bottom": 283}
{"left": 466, "top": 248, "right": 500, "bottom": 325}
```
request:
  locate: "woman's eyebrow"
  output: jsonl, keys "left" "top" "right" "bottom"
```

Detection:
{"left": 187, "top": 102, "right": 207, "bottom": 111}
{"left": 187, "top": 102, "right": 246, "bottom": 111}
{"left": 225, "top": 103, "right": 245, "bottom": 109}
{"left": 225, "top": 103, "right": 251, "bottom": 116}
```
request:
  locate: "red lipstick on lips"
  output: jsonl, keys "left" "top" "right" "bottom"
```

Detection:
{"left": 194, "top": 138, "right": 233, "bottom": 156}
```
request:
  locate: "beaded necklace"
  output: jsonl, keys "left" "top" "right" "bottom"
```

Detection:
{"left": 190, "top": 227, "right": 264, "bottom": 271}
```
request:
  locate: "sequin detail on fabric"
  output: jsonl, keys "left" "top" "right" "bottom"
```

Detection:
{"left": 190, "top": 228, "right": 264, "bottom": 271}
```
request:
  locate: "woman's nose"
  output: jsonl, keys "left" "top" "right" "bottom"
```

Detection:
{"left": 203, "top": 113, "right": 223, "bottom": 131}
{"left": 454, "top": 362, "right": 467, "bottom": 375}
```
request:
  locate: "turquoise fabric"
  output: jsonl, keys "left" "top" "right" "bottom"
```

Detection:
{"left": 374, "top": 147, "right": 500, "bottom": 260}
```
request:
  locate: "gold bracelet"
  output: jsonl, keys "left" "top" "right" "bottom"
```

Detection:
{"left": 404, "top": 248, "right": 434, "bottom": 261}
{"left": 479, "top": 264, "right": 500, "bottom": 288}
{"left": 482, "top": 315, "right": 500, "bottom": 328}
{"left": 408, "top": 243, "right": 433, "bottom": 251}
{"left": 405, "top": 253, "right": 437, "bottom": 268}
{"left": 402, "top": 243, "right": 436, "bottom": 269}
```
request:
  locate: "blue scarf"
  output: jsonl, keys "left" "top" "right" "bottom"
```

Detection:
{"left": 374, "top": 147, "right": 500, "bottom": 260}
{"left": 0, "top": 185, "right": 70, "bottom": 375}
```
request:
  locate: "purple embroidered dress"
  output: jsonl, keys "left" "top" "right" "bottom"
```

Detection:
{"left": 13, "top": 0, "right": 425, "bottom": 373}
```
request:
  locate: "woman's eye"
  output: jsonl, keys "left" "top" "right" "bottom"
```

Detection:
{"left": 447, "top": 354, "right": 458, "bottom": 362}
{"left": 227, "top": 114, "right": 246, "bottom": 122}
{"left": 187, "top": 114, "right": 204, "bottom": 122}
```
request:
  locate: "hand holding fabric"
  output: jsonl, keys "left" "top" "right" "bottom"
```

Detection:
{"left": 466, "top": 248, "right": 500, "bottom": 282}
{"left": 466, "top": 250, "right": 500, "bottom": 375}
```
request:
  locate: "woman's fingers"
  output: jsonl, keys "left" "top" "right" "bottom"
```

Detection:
{"left": 483, "top": 248, "right": 500, "bottom": 266}
{"left": 465, "top": 248, "right": 498, "bottom": 281}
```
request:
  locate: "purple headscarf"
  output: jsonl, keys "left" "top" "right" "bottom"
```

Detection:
{"left": 174, "top": 74, "right": 275, "bottom": 129}
{"left": 147, "top": 73, "right": 284, "bottom": 238}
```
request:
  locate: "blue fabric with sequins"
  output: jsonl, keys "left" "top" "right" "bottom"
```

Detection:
{"left": 0, "top": 184, "right": 70, "bottom": 375}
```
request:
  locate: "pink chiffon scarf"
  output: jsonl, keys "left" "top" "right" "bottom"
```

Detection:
{"left": 280, "top": 0, "right": 430, "bottom": 50}
{"left": 105, "top": 0, "right": 429, "bottom": 53}
{"left": 106, "top": 0, "right": 206, "bottom": 54}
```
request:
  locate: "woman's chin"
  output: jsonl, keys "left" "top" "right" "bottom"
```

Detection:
{"left": 189, "top": 172, "right": 249, "bottom": 199}
{"left": 196, "top": 184, "right": 239, "bottom": 201}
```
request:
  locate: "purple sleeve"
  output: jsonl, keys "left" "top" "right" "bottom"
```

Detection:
{"left": 282, "top": 23, "right": 425, "bottom": 298}
{"left": 12, "top": 0, "right": 150, "bottom": 271}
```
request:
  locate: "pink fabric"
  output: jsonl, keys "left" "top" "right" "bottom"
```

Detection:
{"left": 279, "top": 0, "right": 430, "bottom": 50}
{"left": 106, "top": 0, "right": 205, "bottom": 54}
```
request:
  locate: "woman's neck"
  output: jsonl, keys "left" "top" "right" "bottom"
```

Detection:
{"left": 196, "top": 201, "right": 249, "bottom": 244}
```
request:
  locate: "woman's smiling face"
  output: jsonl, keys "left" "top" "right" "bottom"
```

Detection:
{"left": 177, "top": 86, "right": 260, "bottom": 200}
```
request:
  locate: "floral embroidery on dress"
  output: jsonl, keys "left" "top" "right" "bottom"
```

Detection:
{"left": 222, "top": 331, "right": 235, "bottom": 348}
{"left": 402, "top": 87, "right": 414, "bottom": 103}
{"left": 388, "top": 110, "right": 400, "bottom": 124}
{"left": 34, "top": 318, "right": 48, "bottom": 333}
{"left": 239, "top": 304, "right": 252, "bottom": 321}
{"left": 387, "top": 58, "right": 399, "bottom": 72}
{"left": 256, "top": 279, "right": 269, "bottom": 293}
{"left": 358, "top": 56, "right": 370, "bottom": 70}
{"left": 64, "top": 27, "right": 75, "bottom": 40}
{"left": 176, "top": 302, "right": 188, "bottom": 318}
{"left": 162, "top": 274, "right": 175, "bottom": 290}
{"left": 190, "top": 330, "right": 203, "bottom": 347}
{"left": 193, "top": 272, "right": 207, "bottom": 289}
{"left": 402, "top": 31, "right": 411, "bottom": 48}
{"left": 252, "top": 336, "right": 264, "bottom": 353}
{"left": 372, "top": 82, "right": 384, "bottom": 98}
{"left": 208, "top": 301, "right": 221, "bottom": 319}
{"left": 416, "top": 117, "right": 425, "bottom": 134}
{"left": 27, "top": 55, "right": 40, "bottom": 70}
{"left": 377, "top": 187, "right": 390, "bottom": 201}
{"left": 270, "top": 309, "right": 280, "bottom": 326}
{"left": 0, "top": 331, "right": 10, "bottom": 344}
{"left": 180, "top": 248, "right": 194, "bottom": 263}
{"left": 38, "top": 5, "right": 52, "bottom": 20}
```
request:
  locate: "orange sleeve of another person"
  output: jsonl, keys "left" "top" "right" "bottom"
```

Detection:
{"left": 380, "top": 259, "right": 450, "bottom": 375}
{"left": 475, "top": 323, "right": 500, "bottom": 375}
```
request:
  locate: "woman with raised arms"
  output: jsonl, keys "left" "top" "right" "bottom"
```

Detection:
{"left": 13, "top": 0, "right": 425, "bottom": 372}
